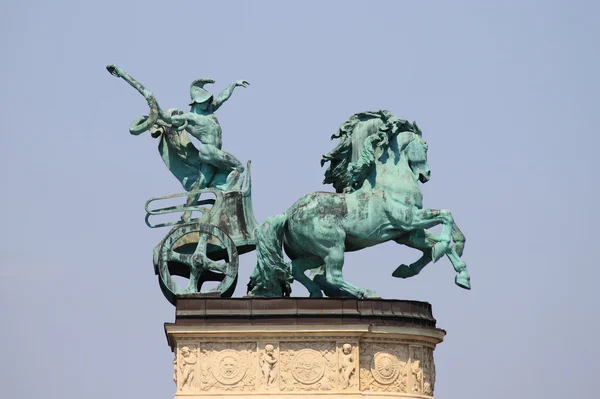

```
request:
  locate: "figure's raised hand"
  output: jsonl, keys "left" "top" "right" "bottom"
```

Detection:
{"left": 235, "top": 80, "right": 250, "bottom": 88}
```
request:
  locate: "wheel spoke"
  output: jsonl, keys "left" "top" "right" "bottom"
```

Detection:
{"left": 202, "top": 257, "right": 231, "bottom": 276}
{"left": 168, "top": 251, "right": 193, "bottom": 266}
{"left": 157, "top": 221, "right": 239, "bottom": 302}
{"left": 194, "top": 232, "right": 209, "bottom": 256}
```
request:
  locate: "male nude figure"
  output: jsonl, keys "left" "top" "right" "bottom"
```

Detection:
{"left": 166, "top": 78, "right": 248, "bottom": 191}
{"left": 161, "top": 78, "right": 248, "bottom": 222}
{"left": 179, "top": 346, "right": 197, "bottom": 390}
{"left": 339, "top": 343, "right": 355, "bottom": 388}
{"left": 260, "top": 344, "right": 277, "bottom": 386}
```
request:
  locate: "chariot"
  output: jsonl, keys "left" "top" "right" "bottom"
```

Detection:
{"left": 108, "top": 64, "right": 471, "bottom": 303}
{"left": 148, "top": 162, "right": 258, "bottom": 305}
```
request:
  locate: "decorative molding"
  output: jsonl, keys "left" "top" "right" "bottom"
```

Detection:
{"left": 280, "top": 342, "right": 337, "bottom": 391}
{"left": 198, "top": 342, "right": 256, "bottom": 392}
{"left": 171, "top": 331, "right": 439, "bottom": 397}
{"left": 360, "top": 342, "right": 408, "bottom": 393}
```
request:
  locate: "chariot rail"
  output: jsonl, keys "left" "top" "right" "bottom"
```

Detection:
{"left": 145, "top": 189, "right": 223, "bottom": 228}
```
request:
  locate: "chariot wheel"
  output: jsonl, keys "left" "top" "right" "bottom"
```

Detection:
{"left": 155, "top": 222, "right": 239, "bottom": 305}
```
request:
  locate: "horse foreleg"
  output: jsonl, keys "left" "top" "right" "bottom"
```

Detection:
{"left": 451, "top": 222, "right": 466, "bottom": 257}
{"left": 392, "top": 230, "right": 435, "bottom": 279}
{"left": 406, "top": 209, "right": 471, "bottom": 289}
{"left": 393, "top": 229, "right": 471, "bottom": 289}
{"left": 446, "top": 246, "right": 470, "bottom": 289}
{"left": 410, "top": 209, "right": 455, "bottom": 262}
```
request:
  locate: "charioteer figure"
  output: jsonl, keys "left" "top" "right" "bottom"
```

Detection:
{"left": 107, "top": 64, "right": 259, "bottom": 302}
{"left": 167, "top": 78, "right": 249, "bottom": 192}
{"left": 106, "top": 64, "right": 248, "bottom": 193}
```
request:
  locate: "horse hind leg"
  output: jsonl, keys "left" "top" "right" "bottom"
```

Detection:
{"left": 317, "top": 246, "right": 378, "bottom": 298}
{"left": 291, "top": 257, "right": 324, "bottom": 297}
{"left": 309, "top": 266, "right": 357, "bottom": 298}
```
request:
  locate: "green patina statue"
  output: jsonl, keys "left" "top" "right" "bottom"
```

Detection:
{"left": 247, "top": 111, "right": 470, "bottom": 298}
{"left": 106, "top": 65, "right": 247, "bottom": 195}
{"left": 108, "top": 65, "right": 469, "bottom": 302}
{"left": 107, "top": 65, "right": 258, "bottom": 303}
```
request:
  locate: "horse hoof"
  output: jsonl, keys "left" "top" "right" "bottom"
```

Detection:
{"left": 455, "top": 273, "right": 471, "bottom": 290}
{"left": 361, "top": 289, "right": 380, "bottom": 299}
{"left": 392, "top": 264, "right": 416, "bottom": 279}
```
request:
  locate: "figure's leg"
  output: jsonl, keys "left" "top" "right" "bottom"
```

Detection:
{"left": 181, "top": 165, "right": 217, "bottom": 223}
{"left": 198, "top": 144, "right": 244, "bottom": 171}
{"left": 197, "top": 145, "right": 245, "bottom": 191}
{"left": 181, "top": 179, "right": 201, "bottom": 224}
{"left": 290, "top": 257, "right": 324, "bottom": 297}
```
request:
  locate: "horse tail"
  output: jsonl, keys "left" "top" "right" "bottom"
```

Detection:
{"left": 451, "top": 223, "right": 466, "bottom": 257}
{"left": 247, "top": 213, "right": 292, "bottom": 297}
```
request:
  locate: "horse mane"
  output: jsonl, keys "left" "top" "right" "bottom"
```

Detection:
{"left": 321, "top": 110, "right": 422, "bottom": 193}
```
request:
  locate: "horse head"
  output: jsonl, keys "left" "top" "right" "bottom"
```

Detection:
{"left": 403, "top": 135, "right": 431, "bottom": 183}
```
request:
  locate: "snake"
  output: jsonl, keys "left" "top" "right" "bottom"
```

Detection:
{"left": 106, "top": 64, "right": 186, "bottom": 136}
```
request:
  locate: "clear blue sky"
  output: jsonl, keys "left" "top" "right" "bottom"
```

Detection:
{"left": 1, "top": 1, "right": 598, "bottom": 398}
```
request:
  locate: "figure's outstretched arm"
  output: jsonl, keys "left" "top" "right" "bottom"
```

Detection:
{"left": 213, "top": 80, "right": 249, "bottom": 111}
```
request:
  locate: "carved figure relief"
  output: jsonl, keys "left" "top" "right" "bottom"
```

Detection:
{"left": 171, "top": 338, "right": 437, "bottom": 395}
{"left": 280, "top": 342, "right": 336, "bottom": 391}
{"left": 172, "top": 355, "right": 177, "bottom": 385}
{"left": 360, "top": 342, "right": 408, "bottom": 392}
{"left": 422, "top": 347, "right": 435, "bottom": 396}
{"left": 339, "top": 343, "right": 357, "bottom": 389}
{"left": 410, "top": 346, "right": 424, "bottom": 394}
{"left": 199, "top": 342, "right": 256, "bottom": 392}
{"left": 259, "top": 344, "right": 278, "bottom": 388}
{"left": 178, "top": 346, "right": 198, "bottom": 391}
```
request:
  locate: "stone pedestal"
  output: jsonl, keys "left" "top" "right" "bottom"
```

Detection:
{"left": 165, "top": 298, "right": 445, "bottom": 399}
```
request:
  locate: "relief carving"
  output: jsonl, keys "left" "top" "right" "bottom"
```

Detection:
{"left": 199, "top": 342, "right": 256, "bottom": 392}
{"left": 280, "top": 342, "right": 336, "bottom": 391}
{"left": 422, "top": 347, "right": 435, "bottom": 396}
{"left": 259, "top": 344, "right": 278, "bottom": 389}
{"left": 170, "top": 336, "right": 439, "bottom": 396}
{"left": 339, "top": 343, "right": 357, "bottom": 389}
{"left": 172, "top": 355, "right": 177, "bottom": 385}
{"left": 360, "top": 342, "right": 408, "bottom": 393}
{"left": 372, "top": 352, "right": 400, "bottom": 384}
{"left": 410, "top": 346, "right": 424, "bottom": 394}
{"left": 177, "top": 345, "right": 198, "bottom": 392}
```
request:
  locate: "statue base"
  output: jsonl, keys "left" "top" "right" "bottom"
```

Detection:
{"left": 166, "top": 298, "right": 445, "bottom": 398}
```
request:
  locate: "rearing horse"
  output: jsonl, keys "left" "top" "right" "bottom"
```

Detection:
{"left": 248, "top": 110, "right": 470, "bottom": 298}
